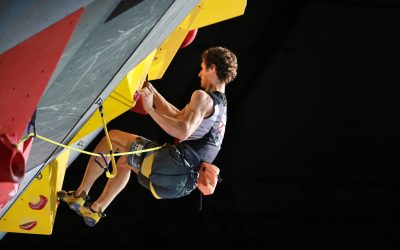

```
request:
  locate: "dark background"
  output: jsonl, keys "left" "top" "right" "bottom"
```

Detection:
{"left": 3, "top": 0, "right": 400, "bottom": 248}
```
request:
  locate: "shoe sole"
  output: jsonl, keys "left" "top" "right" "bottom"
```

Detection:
{"left": 57, "top": 191, "right": 83, "bottom": 216}
{"left": 83, "top": 217, "right": 97, "bottom": 227}
{"left": 68, "top": 203, "right": 83, "bottom": 216}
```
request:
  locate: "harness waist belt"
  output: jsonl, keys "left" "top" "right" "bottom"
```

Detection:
{"left": 176, "top": 143, "right": 201, "bottom": 169}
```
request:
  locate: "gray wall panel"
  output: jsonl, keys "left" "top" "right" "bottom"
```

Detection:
{"left": 27, "top": 0, "right": 200, "bottom": 170}
{"left": 28, "top": 0, "right": 174, "bottom": 170}
{"left": 0, "top": 0, "right": 94, "bottom": 54}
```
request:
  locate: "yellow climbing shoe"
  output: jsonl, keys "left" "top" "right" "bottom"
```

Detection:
{"left": 57, "top": 190, "right": 89, "bottom": 214}
{"left": 79, "top": 202, "right": 106, "bottom": 227}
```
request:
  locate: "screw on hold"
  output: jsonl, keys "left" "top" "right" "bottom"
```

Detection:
{"left": 95, "top": 98, "right": 103, "bottom": 106}
{"left": 35, "top": 173, "right": 42, "bottom": 180}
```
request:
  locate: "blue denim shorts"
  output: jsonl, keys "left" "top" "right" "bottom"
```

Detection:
{"left": 127, "top": 136, "right": 158, "bottom": 172}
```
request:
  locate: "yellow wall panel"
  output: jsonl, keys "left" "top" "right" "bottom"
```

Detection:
{"left": 148, "top": 0, "right": 246, "bottom": 80}
{"left": 148, "top": 2, "right": 204, "bottom": 80}
{"left": 190, "top": 0, "right": 246, "bottom": 29}
{"left": 0, "top": 150, "right": 69, "bottom": 235}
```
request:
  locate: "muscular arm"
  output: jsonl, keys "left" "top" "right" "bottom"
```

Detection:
{"left": 147, "top": 82, "right": 180, "bottom": 117}
{"left": 139, "top": 88, "right": 213, "bottom": 141}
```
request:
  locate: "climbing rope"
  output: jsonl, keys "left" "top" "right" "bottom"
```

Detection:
{"left": 17, "top": 132, "right": 164, "bottom": 157}
{"left": 16, "top": 102, "right": 164, "bottom": 179}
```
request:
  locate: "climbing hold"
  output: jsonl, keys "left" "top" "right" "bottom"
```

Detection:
{"left": 180, "top": 29, "right": 198, "bottom": 49}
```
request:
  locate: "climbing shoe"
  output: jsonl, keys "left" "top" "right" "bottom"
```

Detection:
{"left": 57, "top": 190, "right": 89, "bottom": 214}
{"left": 79, "top": 202, "right": 106, "bottom": 227}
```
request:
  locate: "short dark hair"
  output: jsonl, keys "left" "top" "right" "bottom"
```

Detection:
{"left": 202, "top": 47, "right": 238, "bottom": 84}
